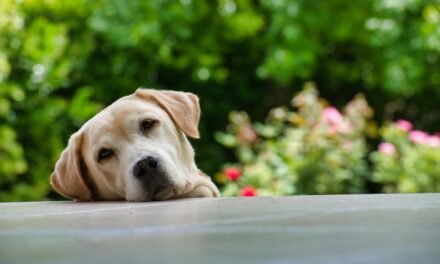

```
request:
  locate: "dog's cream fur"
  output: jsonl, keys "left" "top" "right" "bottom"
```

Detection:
{"left": 51, "top": 89, "right": 220, "bottom": 201}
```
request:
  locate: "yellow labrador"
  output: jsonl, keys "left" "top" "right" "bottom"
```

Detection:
{"left": 51, "top": 89, "right": 220, "bottom": 201}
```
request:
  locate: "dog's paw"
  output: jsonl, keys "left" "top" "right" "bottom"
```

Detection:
{"left": 184, "top": 185, "right": 218, "bottom": 198}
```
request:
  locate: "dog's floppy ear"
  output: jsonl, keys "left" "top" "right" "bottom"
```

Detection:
{"left": 50, "top": 132, "right": 92, "bottom": 201}
{"left": 135, "top": 88, "right": 201, "bottom": 139}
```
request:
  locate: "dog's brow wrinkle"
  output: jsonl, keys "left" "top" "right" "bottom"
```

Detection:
{"left": 110, "top": 105, "right": 145, "bottom": 142}
{"left": 100, "top": 116, "right": 130, "bottom": 143}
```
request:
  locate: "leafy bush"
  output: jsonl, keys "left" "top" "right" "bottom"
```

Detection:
{"left": 216, "top": 85, "right": 440, "bottom": 196}
{"left": 371, "top": 121, "right": 440, "bottom": 193}
{"left": 216, "top": 84, "right": 373, "bottom": 196}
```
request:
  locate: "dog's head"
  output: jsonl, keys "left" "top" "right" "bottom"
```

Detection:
{"left": 50, "top": 89, "right": 212, "bottom": 202}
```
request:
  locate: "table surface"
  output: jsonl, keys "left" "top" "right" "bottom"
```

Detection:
{"left": 1, "top": 194, "right": 439, "bottom": 264}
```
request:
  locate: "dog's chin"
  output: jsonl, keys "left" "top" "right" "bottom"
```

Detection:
{"left": 126, "top": 188, "right": 177, "bottom": 202}
{"left": 152, "top": 186, "right": 177, "bottom": 201}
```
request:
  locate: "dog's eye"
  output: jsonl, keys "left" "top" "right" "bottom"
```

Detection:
{"left": 98, "top": 148, "right": 114, "bottom": 162}
{"left": 140, "top": 119, "right": 156, "bottom": 132}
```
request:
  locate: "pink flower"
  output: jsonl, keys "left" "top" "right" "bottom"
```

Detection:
{"left": 238, "top": 124, "right": 258, "bottom": 145}
{"left": 427, "top": 135, "right": 440, "bottom": 147}
{"left": 378, "top": 142, "right": 396, "bottom": 155}
{"left": 240, "top": 186, "right": 257, "bottom": 197}
{"left": 224, "top": 167, "right": 241, "bottom": 181}
{"left": 409, "top": 130, "right": 430, "bottom": 144}
{"left": 321, "top": 106, "right": 352, "bottom": 134}
{"left": 322, "top": 107, "right": 343, "bottom": 125}
{"left": 396, "top": 119, "right": 413, "bottom": 131}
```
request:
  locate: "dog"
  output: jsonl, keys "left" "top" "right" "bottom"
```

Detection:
{"left": 50, "top": 89, "right": 220, "bottom": 202}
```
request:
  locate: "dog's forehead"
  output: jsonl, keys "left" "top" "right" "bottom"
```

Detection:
{"left": 82, "top": 96, "right": 169, "bottom": 142}
{"left": 109, "top": 96, "right": 158, "bottom": 117}
{"left": 90, "top": 96, "right": 165, "bottom": 123}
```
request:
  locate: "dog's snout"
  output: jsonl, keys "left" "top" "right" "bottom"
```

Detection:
{"left": 133, "top": 156, "right": 160, "bottom": 178}
{"left": 132, "top": 156, "right": 175, "bottom": 200}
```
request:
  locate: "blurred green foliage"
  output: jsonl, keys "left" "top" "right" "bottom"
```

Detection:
{"left": 0, "top": 0, "right": 439, "bottom": 201}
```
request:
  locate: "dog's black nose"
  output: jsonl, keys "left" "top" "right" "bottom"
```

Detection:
{"left": 133, "top": 156, "right": 159, "bottom": 178}
{"left": 146, "top": 156, "right": 158, "bottom": 169}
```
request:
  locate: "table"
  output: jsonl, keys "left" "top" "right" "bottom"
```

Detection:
{"left": 1, "top": 194, "right": 439, "bottom": 263}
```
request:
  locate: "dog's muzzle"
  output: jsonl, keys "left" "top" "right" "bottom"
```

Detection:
{"left": 132, "top": 156, "right": 173, "bottom": 199}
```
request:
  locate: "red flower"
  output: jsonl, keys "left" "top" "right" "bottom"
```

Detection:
{"left": 240, "top": 186, "right": 257, "bottom": 197}
{"left": 224, "top": 167, "right": 241, "bottom": 181}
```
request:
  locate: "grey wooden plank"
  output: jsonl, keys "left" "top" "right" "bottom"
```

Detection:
{"left": 1, "top": 194, "right": 439, "bottom": 264}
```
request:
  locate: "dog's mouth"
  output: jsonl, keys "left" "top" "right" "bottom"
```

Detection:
{"left": 151, "top": 184, "right": 176, "bottom": 201}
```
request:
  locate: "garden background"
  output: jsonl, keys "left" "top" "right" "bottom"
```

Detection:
{"left": 0, "top": 0, "right": 439, "bottom": 201}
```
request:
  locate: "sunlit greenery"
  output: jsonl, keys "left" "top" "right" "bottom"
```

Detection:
{"left": 0, "top": 0, "right": 439, "bottom": 201}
